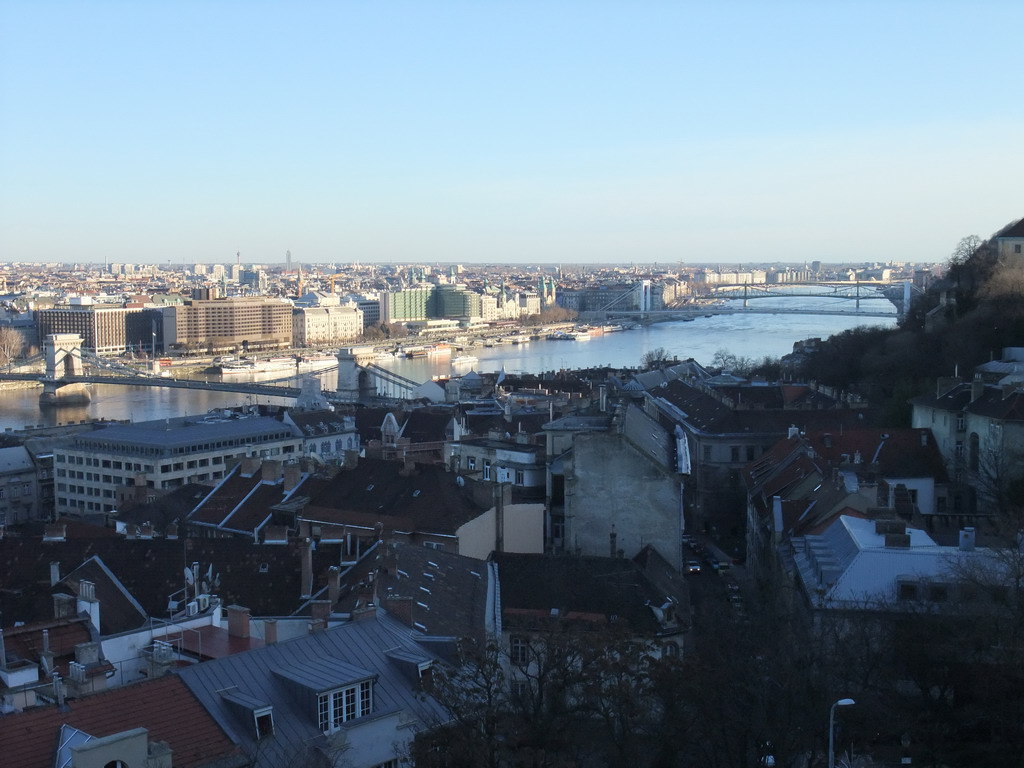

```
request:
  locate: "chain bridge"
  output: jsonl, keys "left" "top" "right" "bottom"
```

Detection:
{"left": 0, "top": 337, "right": 424, "bottom": 407}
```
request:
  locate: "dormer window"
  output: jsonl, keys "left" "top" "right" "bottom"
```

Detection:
{"left": 318, "top": 680, "right": 372, "bottom": 731}
{"left": 273, "top": 659, "right": 376, "bottom": 735}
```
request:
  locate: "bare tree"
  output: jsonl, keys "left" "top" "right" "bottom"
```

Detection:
{"left": 0, "top": 326, "right": 23, "bottom": 368}
{"left": 950, "top": 235, "right": 983, "bottom": 267}
{"left": 640, "top": 347, "right": 673, "bottom": 369}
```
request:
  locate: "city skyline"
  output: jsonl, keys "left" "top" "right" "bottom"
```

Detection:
{"left": 1, "top": 1, "right": 1021, "bottom": 265}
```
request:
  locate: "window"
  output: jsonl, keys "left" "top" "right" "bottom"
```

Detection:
{"left": 702, "top": 445, "right": 712, "bottom": 462}
{"left": 898, "top": 582, "right": 918, "bottom": 600}
{"left": 255, "top": 711, "right": 274, "bottom": 739}
{"left": 730, "top": 446, "right": 740, "bottom": 463}
{"left": 510, "top": 635, "right": 529, "bottom": 666}
{"left": 515, "top": 470, "right": 525, "bottom": 485}
{"left": 483, "top": 460, "right": 491, "bottom": 480}
{"left": 1016, "top": 244, "right": 1022, "bottom": 254}
{"left": 318, "top": 680, "right": 372, "bottom": 732}
{"left": 746, "top": 445, "right": 755, "bottom": 462}
{"left": 467, "top": 456, "right": 476, "bottom": 470}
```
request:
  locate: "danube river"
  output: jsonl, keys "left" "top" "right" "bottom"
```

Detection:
{"left": 0, "top": 295, "right": 896, "bottom": 430}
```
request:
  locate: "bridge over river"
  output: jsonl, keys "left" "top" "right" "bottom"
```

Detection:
{"left": 0, "top": 339, "right": 425, "bottom": 407}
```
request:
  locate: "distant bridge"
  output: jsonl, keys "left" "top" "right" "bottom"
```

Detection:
{"left": 580, "top": 279, "right": 912, "bottom": 322}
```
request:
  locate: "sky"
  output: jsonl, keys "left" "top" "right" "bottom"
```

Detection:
{"left": 1, "top": 1, "right": 1022, "bottom": 266}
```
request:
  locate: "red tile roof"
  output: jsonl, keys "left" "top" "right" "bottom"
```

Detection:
{"left": 0, "top": 675, "right": 242, "bottom": 768}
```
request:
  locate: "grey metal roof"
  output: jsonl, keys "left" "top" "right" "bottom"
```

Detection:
{"left": 273, "top": 657, "right": 375, "bottom": 693}
{"left": 176, "top": 613, "right": 448, "bottom": 768}
{"left": 0, "top": 445, "right": 34, "bottom": 474}
{"left": 72, "top": 415, "right": 295, "bottom": 451}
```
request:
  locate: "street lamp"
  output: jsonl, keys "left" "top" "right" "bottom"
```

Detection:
{"left": 828, "top": 698, "right": 855, "bottom": 768}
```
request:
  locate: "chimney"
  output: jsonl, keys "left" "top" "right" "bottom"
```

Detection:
{"left": 823, "top": 433, "right": 832, "bottom": 449}
{"left": 240, "top": 455, "right": 261, "bottom": 477}
{"left": 283, "top": 463, "right": 302, "bottom": 492}
{"left": 971, "top": 380, "right": 985, "bottom": 402}
{"left": 385, "top": 595, "right": 413, "bottom": 626}
{"left": 264, "top": 619, "right": 278, "bottom": 644}
{"left": 50, "top": 561, "right": 61, "bottom": 587}
{"left": 787, "top": 425, "right": 799, "bottom": 439}
{"left": 166, "top": 522, "right": 178, "bottom": 540}
{"left": 126, "top": 524, "right": 137, "bottom": 540}
{"left": 599, "top": 384, "right": 608, "bottom": 413}
{"left": 139, "top": 523, "right": 154, "bottom": 539}
{"left": 77, "top": 581, "right": 100, "bottom": 630}
{"left": 0, "top": 629, "right": 6, "bottom": 671}
{"left": 959, "top": 527, "right": 976, "bottom": 551}
{"left": 74, "top": 641, "right": 100, "bottom": 666}
{"left": 43, "top": 523, "right": 66, "bottom": 542}
{"left": 310, "top": 600, "right": 332, "bottom": 630}
{"left": 227, "top": 605, "right": 251, "bottom": 639}
{"left": 300, "top": 538, "right": 313, "bottom": 598}
{"left": 261, "top": 459, "right": 282, "bottom": 483}
{"left": 328, "top": 566, "right": 341, "bottom": 605}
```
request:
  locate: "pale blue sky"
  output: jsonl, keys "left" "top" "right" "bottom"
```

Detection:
{"left": 1, "top": 1, "right": 1021, "bottom": 265}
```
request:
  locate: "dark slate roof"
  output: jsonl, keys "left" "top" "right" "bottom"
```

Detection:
{"left": 375, "top": 543, "right": 488, "bottom": 642}
{"left": 116, "top": 483, "right": 209, "bottom": 528}
{"left": 493, "top": 552, "right": 685, "bottom": 636}
{"left": 177, "top": 614, "right": 447, "bottom": 768}
{"left": 60, "top": 555, "right": 149, "bottom": 635}
{"left": 654, "top": 379, "right": 876, "bottom": 437}
{"left": 996, "top": 217, "right": 1024, "bottom": 238}
{"left": 804, "top": 428, "right": 949, "bottom": 481}
{"left": 401, "top": 409, "right": 453, "bottom": 443}
{"left": 302, "top": 459, "right": 487, "bottom": 535}
{"left": 352, "top": 407, "right": 395, "bottom": 441}
{"left": 286, "top": 408, "right": 354, "bottom": 436}
{"left": 188, "top": 464, "right": 314, "bottom": 535}
{"left": 0, "top": 675, "right": 244, "bottom": 768}
{"left": 910, "top": 382, "right": 1024, "bottom": 422}
{"left": 0, "top": 537, "right": 349, "bottom": 626}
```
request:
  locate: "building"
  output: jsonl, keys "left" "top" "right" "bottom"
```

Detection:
{"left": 0, "top": 445, "right": 41, "bottom": 527}
{"left": 994, "top": 217, "right": 1024, "bottom": 260}
{"left": 544, "top": 405, "right": 690, "bottom": 569}
{"left": 36, "top": 304, "right": 163, "bottom": 356}
{"left": 164, "top": 297, "right": 292, "bottom": 353}
{"left": 53, "top": 414, "right": 301, "bottom": 518}
{"left": 177, "top": 613, "right": 447, "bottom": 768}
{"left": 910, "top": 376, "right": 1024, "bottom": 516}
{"left": 292, "top": 305, "right": 363, "bottom": 347}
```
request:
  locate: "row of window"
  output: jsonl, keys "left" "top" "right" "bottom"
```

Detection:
{"left": 702, "top": 444, "right": 758, "bottom": 463}
{"left": 56, "top": 455, "right": 150, "bottom": 472}
{"left": 67, "top": 432, "right": 295, "bottom": 459}
{"left": 317, "top": 681, "right": 372, "bottom": 732}
{"left": 0, "top": 484, "right": 32, "bottom": 499}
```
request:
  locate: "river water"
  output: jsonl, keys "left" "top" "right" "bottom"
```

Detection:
{"left": 0, "top": 295, "right": 896, "bottom": 430}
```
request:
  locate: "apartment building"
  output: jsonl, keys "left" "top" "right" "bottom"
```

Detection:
{"left": 164, "top": 297, "right": 292, "bottom": 352}
{"left": 53, "top": 414, "right": 302, "bottom": 518}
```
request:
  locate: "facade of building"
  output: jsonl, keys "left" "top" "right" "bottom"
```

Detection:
{"left": 53, "top": 415, "right": 301, "bottom": 518}
{"left": 0, "top": 445, "right": 40, "bottom": 527}
{"left": 164, "top": 298, "right": 292, "bottom": 352}
{"left": 36, "top": 305, "right": 163, "bottom": 356}
{"left": 292, "top": 306, "right": 363, "bottom": 347}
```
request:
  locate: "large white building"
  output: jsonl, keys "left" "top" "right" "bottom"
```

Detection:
{"left": 54, "top": 414, "right": 302, "bottom": 518}
{"left": 292, "top": 305, "right": 363, "bottom": 347}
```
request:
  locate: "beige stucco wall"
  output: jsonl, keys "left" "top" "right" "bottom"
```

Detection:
{"left": 457, "top": 502, "right": 544, "bottom": 560}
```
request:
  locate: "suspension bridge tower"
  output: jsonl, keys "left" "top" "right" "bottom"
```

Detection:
{"left": 39, "top": 334, "right": 91, "bottom": 407}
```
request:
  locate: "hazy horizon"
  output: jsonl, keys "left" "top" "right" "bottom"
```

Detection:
{"left": 2, "top": 2, "right": 1021, "bottom": 266}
